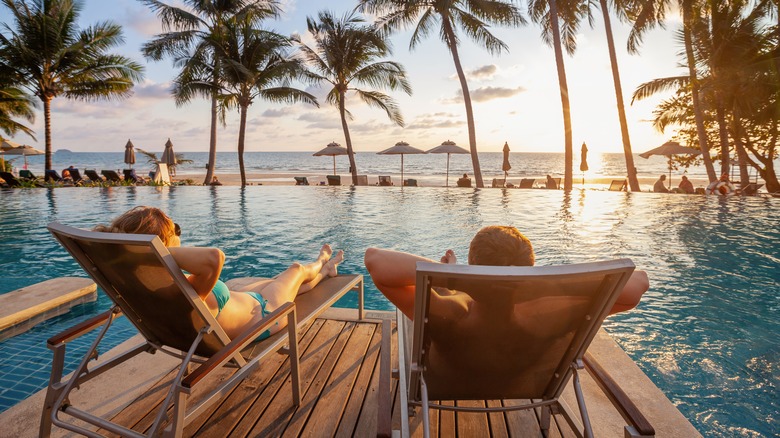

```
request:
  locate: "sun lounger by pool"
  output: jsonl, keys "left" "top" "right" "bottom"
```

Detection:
{"left": 609, "top": 179, "right": 627, "bottom": 191}
{"left": 42, "top": 223, "right": 364, "bottom": 438}
{"left": 356, "top": 175, "right": 369, "bottom": 186}
{"left": 378, "top": 175, "right": 393, "bottom": 186}
{"left": 45, "top": 170, "right": 62, "bottom": 183}
{"left": 492, "top": 178, "right": 505, "bottom": 188}
{"left": 123, "top": 168, "right": 141, "bottom": 184}
{"left": 326, "top": 175, "right": 341, "bottom": 186}
{"left": 547, "top": 177, "right": 561, "bottom": 189}
{"left": 404, "top": 178, "right": 418, "bottom": 187}
{"left": 84, "top": 169, "right": 103, "bottom": 183}
{"left": 380, "top": 259, "right": 653, "bottom": 438}
{"left": 519, "top": 178, "right": 535, "bottom": 188}
{"left": 294, "top": 176, "right": 310, "bottom": 185}
{"left": 740, "top": 182, "right": 763, "bottom": 195}
{"left": 101, "top": 169, "right": 122, "bottom": 183}
{"left": 19, "top": 169, "right": 38, "bottom": 181}
{"left": 0, "top": 171, "right": 22, "bottom": 187}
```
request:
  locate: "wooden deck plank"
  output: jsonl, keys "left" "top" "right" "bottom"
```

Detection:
{"left": 299, "top": 322, "right": 377, "bottom": 437}
{"left": 105, "top": 370, "right": 175, "bottom": 435}
{"left": 486, "top": 400, "right": 509, "bottom": 438}
{"left": 244, "top": 319, "right": 348, "bottom": 437}
{"left": 503, "top": 399, "right": 544, "bottom": 437}
{"left": 335, "top": 323, "right": 383, "bottom": 436}
{"left": 282, "top": 321, "right": 358, "bottom": 437}
{"left": 456, "top": 400, "right": 490, "bottom": 437}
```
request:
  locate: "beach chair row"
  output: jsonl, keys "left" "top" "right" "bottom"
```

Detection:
{"left": 0, "top": 168, "right": 150, "bottom": 187}
{"left": 294, "top": 175, "right": 417, "bottom": 186}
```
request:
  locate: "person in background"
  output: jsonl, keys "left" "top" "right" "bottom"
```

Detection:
{"left": 678, "top": 175, "right": 695, "bottom": 194}
{"left": 456, "top": 173, "right": 472, "bottom": 187}
{"left": 653, "top": 174, "right": 670, "bottom": 193}
{"left": 546, "top": 174, "right": 558, "bottom": 189}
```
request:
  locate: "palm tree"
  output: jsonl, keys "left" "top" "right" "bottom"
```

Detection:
{"left": 0, "top": 82, "right": 35, "bottom": 139}
{"left": 358, "top": 0, "right": 524, "bottom": 189}
{"left": 293, "top": 10, "right": 411, "bottom": 185}
{"left": 209, "top": 17, "right": 318, "bottom": 187}
{"left": 140, "top": 0, "right": 279, "bottom": 186}
{"left": 528, "top": 0, "right": 585, "bottom": 190}
{"left": 0, "top": 0, "right": 143, "bottom": 171}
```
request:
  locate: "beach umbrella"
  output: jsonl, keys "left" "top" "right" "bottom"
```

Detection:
{"left": 4, "top": 144, "right": 43, "bottom": 169}
{"left": 377, "top": 141, "right": 427, "bottom": 183}
{"left": 124, "top": 139, "right": 136, "bottom": 169}
{"left": 580, "top": 142, "right": 589, "bottom": 186}
{"left": 639, "top": 141, "right": 701, "bottom": 189}
{"left": 502, "top": 142, "right": 511, "bottom": 180}
{"left": 313, "top": 141, "right": 348, "bottom": 174}
{"left": 427, "top": 140, "right": 469, "bottom": 186}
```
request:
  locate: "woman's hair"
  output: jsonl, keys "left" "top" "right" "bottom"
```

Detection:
{"left": 93, "top": 206, "right": 177, "bottom": 246}
{"left": 468, "top": 226, "right": 535, "bottom": 266}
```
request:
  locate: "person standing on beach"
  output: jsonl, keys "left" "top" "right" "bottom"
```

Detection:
{"left": 94, "top": 206, "right": 345, "bottom": 340}
{"left": 653, "top": 175, "right": 670, "bottom": 193}
{"left": 364, "top": 225, "right": 649, "bottom": 320}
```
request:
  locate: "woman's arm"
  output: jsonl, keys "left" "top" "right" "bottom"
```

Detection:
{"left": 169, "top": 247, "right": 225, "bottom": 300}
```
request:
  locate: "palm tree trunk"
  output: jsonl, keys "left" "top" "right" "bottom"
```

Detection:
{"left": 442, "top": 20, "right": 484, "bottom": 188}
{"left": 715, "top": 103, "right": 730, "bottom": 176}
{"left": 548, "top": 0, "right": 574, "bottom": 190}
{"left": 682, "top": 0, "right": 717, "bottom": 182}
{"left": 43, "top": 96, "right": 52, "bottom": 171}
{"left": 203, "top": 67, "right": 220, "bottom": 186}
{"left": 238, "top": 103, "right": 248, "bottom": 188}
{"left": 600, "top": 0, "right": 640, "bottom": 192}
{"left": 339, "top": 91, "right": 358, "bottom": 185}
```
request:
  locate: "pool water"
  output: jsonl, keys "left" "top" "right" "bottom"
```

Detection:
{"left": 0, "top": 186, "right": 777, "bottom": 436}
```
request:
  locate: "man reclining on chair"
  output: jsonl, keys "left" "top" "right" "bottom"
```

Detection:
{"left": 364, "top": 225, "right": 649, "bottom": 320}
{"left": 96, "top": 206, "right": 344, "bottom": 340}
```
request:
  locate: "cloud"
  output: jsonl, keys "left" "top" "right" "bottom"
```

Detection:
{"left": 297, "top": 111, "right": 340, "bottom": 129}
{"left": 468, "top": 65, "right": 498, "bottom": 80}
{"left": 406, "top": 112, "right": 466, "bottom": 130}
{"left": 262, "top": 107, "right": 298, "bottom": 117}
{"left": 133, "top": 81, "right": 173, "bottom": 100}
{"left": 123, "top": 5, "right": 163, "bottom": 37}
{"left": 441, "top": 86, "right": 526, "bottom": 104}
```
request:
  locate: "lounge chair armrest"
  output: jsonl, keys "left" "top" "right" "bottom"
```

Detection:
{"left": 583, "top": 352, "right": 655, "bottom": 437}
{"left": 47, "top": 308, "right": 123, "bottom": 346}
{"left": 377, "top": 319, "right": 393, "bottom": 438}
{"left": 182, "top": 302, "right": 296, "bottom": 389}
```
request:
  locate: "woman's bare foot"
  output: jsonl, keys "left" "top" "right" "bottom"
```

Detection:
{"left": 440, "top": 249, "right": 457, "bottom": 264}
{"left": 318, "top": 244, "right": 333, "bottom": 263}
{"left": 322, "top": 250, "right": 344, "bottom": 277}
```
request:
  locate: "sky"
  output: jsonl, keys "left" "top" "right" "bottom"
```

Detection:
{"left": 1, "top": 0, "right": 687, "bottom": 154}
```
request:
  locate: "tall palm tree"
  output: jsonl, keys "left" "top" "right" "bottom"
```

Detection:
{"left": 293, "top": 10, "right": 411, "bottom": 185}
{"left": 0, "top": 0, "right": 143, "bottom": 171}
{"left": 359, "top": 0, "right": 524, "bottom": 189}
{"left": 140, "top": 0, "right": 279, "bottom": 186}
{"left": 209, "top": 18, "right": 318, "bottom": 187}
{"left": 0, "top": 82, "right": 35, "bottom": 139}
{"left": 528, "top": 0, "right": 586, "bottom": 191}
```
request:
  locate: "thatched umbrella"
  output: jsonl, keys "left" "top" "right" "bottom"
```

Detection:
{"left": 377, "top": 141, "right": 427, "bottom": 183}
{"left": 502, "top": 142, "right": 511, "bottom": 180}
{"left": 427, "top": 140, "right": 469, "bottom": 186}
{"left": 124, "top": 140, "right": 136, "bottom": 169}
{"left": 580, "top": 142, "right": 589, "bottom": 186}
{"left": 640, "top": 141, "right": 701, "bottom": 189}
{"left": 313, "top": 141, "right": 349, "bottom": 175}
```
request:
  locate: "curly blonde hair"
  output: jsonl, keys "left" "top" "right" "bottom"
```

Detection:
{"left": 94, "top": 206, "right": 177, "bottom": 246}
{"left": 467, "top": 226, "right": 535, "bottom": 266}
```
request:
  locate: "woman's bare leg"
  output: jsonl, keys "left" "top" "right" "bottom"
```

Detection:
{"left": 260, "top": 246, "right": 342, "bottom": 311}
{"left": 298, "top": 250, "right": 344, "bottom": 293}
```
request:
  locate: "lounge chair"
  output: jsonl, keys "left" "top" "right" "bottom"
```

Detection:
{"left": 456, "top": 177, "right": 472, "bottom": 187}
{"left": 403, "top": 178, "right": 418, "bottom": 187}
{"left": 382, "top": 259, "right": 653, "bottom": 438}
{"left": 519, "top": 178, "right": 535, "bottom": 188}
{"left": 356, "top": 175, "right": 369, "bottom": 186}
{"left": 0, "top": 171, "right": 22, "bottom": 187}
{"left": 609, "top": 179, "right": 627, "bottom": 191}
{"left": 123, "top": 168, "right": 141, "bottom": 184}
{"left": 547, "top": 177, "right": 562, "bottom": 189}
{"left": 491, "top": 178, "right": 505, "bottom": 188}
{"left": 41, "top": 223, "right": 365, "bottom": 437}
{"left": 19, "top": 169, "right": 38, "bottom": 180}
{"left": 378, "top": 175, "right": 393, "bottom": 186}
{"left": 294, "top": 176, "right": 310, "bottom": 185}
{"left": 740, "top": 182, "right": 763, "bottom": 195}
{"left": 326, "top": 175, "right": 341, "bottom": 186}
{"left": 101, "top": 169, "right": 122, "bottom": 183}
{"left": 84, "top": 169, "right": 104, "bottom": 183}
{"left": 45, "top": 170, "right": 62, "bottom": 183}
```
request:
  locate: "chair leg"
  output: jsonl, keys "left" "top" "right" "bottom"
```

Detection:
{"left": 420, "top": 377, "right": 431, "bottom": 438}
{"left": 40, "top": 344, "right": 67, "bottom": 437}
{"left": 572, "top": 367, "right": 594, "bottom": 438}
{"left": 287, "top": 310, "right": 301, "bottom": 405}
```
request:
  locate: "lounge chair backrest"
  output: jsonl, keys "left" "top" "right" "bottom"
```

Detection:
{"left": 47, "top": 223, "right": 231, "bottom": 357}
{"left": 45, "top": 170, "right": 62, "bottom": 182}
{"left": 294, "top": 176, "right": 309, "bottom": 185}
{"left": 491, "top": 178, "right": 505, "bottom": 188}
{"left": 609, "top": 179, "right": 627, "bottom": 191}
{"left": 519, "top": 178, "right": 535, "bottom": 188}
{"left": 356, "top": 175, "right": 369, "bottom": 186}
{"left": 85, "top": 169, "right": 102, "bottom": 182}
{"left": 742, "top": 183, "right": 763, "bottom": 195}
{"left": 326, "top": 175, "right": 341, "bottom": 186}
{"left": 379, "top": 176, "right": 392, "bottom": 186}
{"left": 70, "top": 168, "right": 82, "bottom": 182}
{"left": 0, "top": 171, "right": 21, "bottom": 187}
{"left": 409, "top": 260, "right": 635, "bottom": 402}
{"left": 19, "top": 169, "right": 36, "bottom": 180}
{"left": 404, "top": 179, "right": 418, "bottom": 187}
{"left": 123, "top": 168, "right": 138, "bottom": 183}
{"left": 101, "top": 169, "right": 122, "bottom": 182}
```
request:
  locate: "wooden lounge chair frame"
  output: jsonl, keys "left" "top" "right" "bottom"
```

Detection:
{"left": 326, "top": 175, "right": 341, "bottom": 186}
{"left": 383, "top": 260, "right": 654, "bottom": 438}
{"left": 84, "top": 169, "right": 104, "bottom": 183}
{"left": 491, "top": 178, "right": 505, "bottom": 188}
{"left": 404, "top": 179, "right": 418, "bottom": 187}
{"left": 356, "top": 175, "right": 369, "bottom": 186}
{"left": 609, "top": 179, "right": 627, "bottom": 191}
{"left": 519, "top": 178, "right": 535, "bottom": 188}
{"left": 101, "top": 169, "right": 122, "bottom": 182}
{"left": 41, "top": 223, "right": 364, "bottom": 438}
{"left": 0, "top": 171, "right": 22, "bottom": 187}
{"left": 294, "top": 176, "right": 309, "bottom": 185}
{"left": 378, "top": 175, "right": 393, "bottom": 186}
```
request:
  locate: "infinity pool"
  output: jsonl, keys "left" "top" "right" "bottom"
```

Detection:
{"left": 0, "top": 186, "right": 777, "bottom": 436}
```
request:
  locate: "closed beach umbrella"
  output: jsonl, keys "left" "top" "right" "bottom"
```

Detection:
{"left": 427, "top": 140, "right": 469, "bottom": 186}
{"left": 4, "top": 144, "right": 44, "bottom": 169}
{"left": 124, "top": 139, "right": 136, "bottom": 169}
{"left": 580, "top": 142, "right": 589, "bottom": 185}
{"left": 502, "top": 142, "right": 511, "bottom": 179}
{"left": 377, "top": 141, "right": 427, "bottom": 183}
{"left": 161, "top": 138, "right": 176, "bottom": 166}
{"left": 313, "top": 141, "right": 348, "bottom": 175}
{"left": 639, "top": 141, "right": 701, "bottom": 189}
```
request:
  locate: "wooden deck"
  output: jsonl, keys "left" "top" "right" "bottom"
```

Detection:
{"left": 106, "top": 316, "right": 577, "bottom": 437}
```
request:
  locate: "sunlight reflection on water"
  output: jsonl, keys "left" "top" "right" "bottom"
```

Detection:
{"left": 0, "top": 186, "right": 777, "bottom": 435}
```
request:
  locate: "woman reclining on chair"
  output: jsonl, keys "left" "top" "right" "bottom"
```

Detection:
{"left": 365, "top": 225, "right": 649, "bottom": 320}
{"left": 95, "top": 206, "right": 344, "bottom": 340}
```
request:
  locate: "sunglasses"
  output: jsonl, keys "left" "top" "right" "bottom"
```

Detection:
{"left": 174, "top": 223, "right": 181, "bottom": 236}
